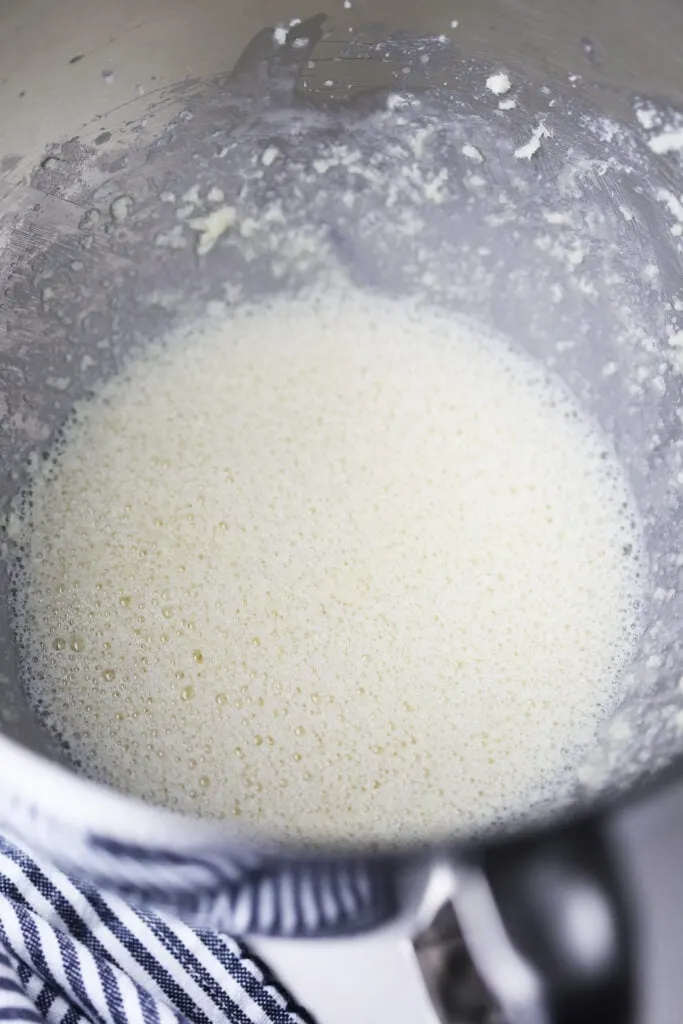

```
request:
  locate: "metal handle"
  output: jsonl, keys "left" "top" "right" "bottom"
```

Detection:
{"left": 608, "top": 771, "right": 683, "bottom": 1024}
{"left": 418, "top": 772, "right": 683, "bottom": 1024}
{"left": 452, "top": 818, "right": 634, "bottom": 1024}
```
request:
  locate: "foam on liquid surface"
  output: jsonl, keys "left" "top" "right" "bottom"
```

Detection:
{"left": 12, "top": 292, "right": 643, "bottom": 842}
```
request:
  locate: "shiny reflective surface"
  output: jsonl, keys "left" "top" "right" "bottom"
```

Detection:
{"left": 2, "top": 0, "right": 683, "bottom": 832}
{"left": 2, "top": 4, "right": 683, "bottom": 1021}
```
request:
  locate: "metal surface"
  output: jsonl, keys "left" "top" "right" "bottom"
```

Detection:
{"left": 3, "top": 2, "right": 683, "bottom": 1022}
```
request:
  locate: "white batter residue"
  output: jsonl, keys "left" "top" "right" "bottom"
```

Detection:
{"left": 485, "top": 72, "right": 511, "bottom": 96}
{"left": 12, "top": 292, "right": 643, "bottom": 843}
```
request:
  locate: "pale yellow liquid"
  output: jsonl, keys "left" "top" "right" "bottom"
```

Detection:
{"left": 13, "top": 292, "right": 642, "bottom": 842}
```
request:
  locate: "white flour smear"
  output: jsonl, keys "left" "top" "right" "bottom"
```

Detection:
{"left": 11, "top": 291, "right": 643, "bottom": 842}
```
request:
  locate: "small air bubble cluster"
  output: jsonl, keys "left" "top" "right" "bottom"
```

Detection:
{"left": 10, "top": 292, "right": 644, "bottom": 843}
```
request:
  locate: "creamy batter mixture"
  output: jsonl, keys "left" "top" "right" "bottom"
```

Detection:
{"left": 11, "top": 292, "right": 643, "bottom": 842}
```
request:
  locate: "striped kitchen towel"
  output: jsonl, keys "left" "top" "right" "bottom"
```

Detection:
{"left": 0, "top": 835, "right": 313, "bottom": 1024}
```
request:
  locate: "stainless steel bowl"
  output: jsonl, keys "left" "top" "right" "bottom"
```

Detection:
{"left": 3, "top": 3, "right": 683, "bottom": 1021}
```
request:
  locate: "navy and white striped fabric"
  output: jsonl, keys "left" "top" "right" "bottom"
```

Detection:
{"left": 0, "top": 835, "right": 313, "bottom": 1024}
